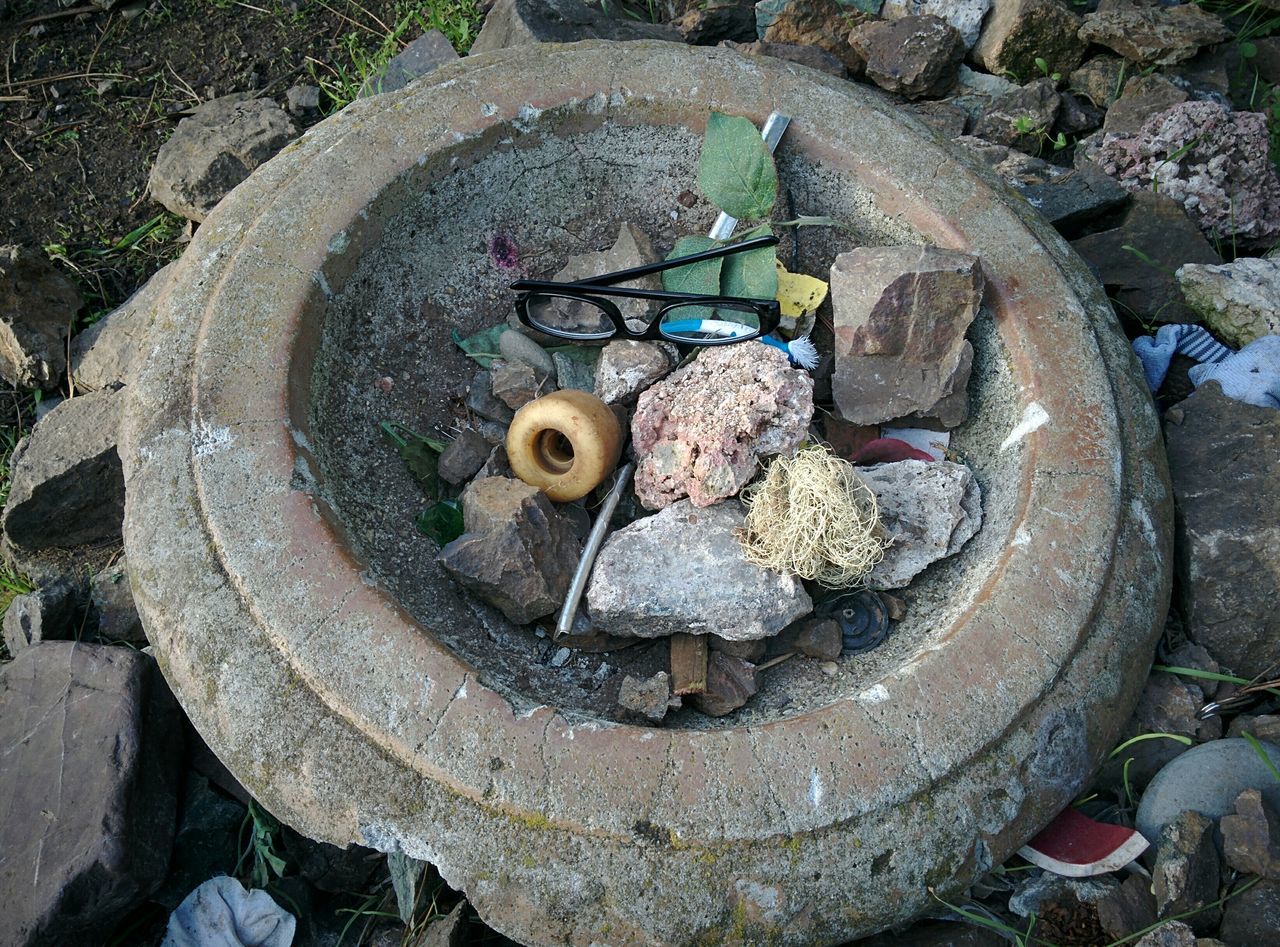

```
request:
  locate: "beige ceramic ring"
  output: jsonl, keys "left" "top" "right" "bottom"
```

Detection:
{"left": 506, "top": 390, "right": 623, "bottom": 502}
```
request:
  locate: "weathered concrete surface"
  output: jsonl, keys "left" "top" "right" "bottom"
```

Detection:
{"left": 120, "top": 42, "right": 1171, "bottom": 946}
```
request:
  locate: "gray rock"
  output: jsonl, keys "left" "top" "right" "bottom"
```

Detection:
{"left": 466, "top": 370, "right": 514, "bottom": 424}
{"left": 90, "top": 556, "right": 146, "bottom": 644}
{"left": 1071, "top": 191, "right": 1218, "bottom": 325}
{"left": 1218, "top": 878, "right": 1280, "bottom": 947}
{"left": 708, "top": 633, "right": 767, "bottom": 663}
{"left": 1, "top": 575, "right": 89, "bottom": 656}
{"left": 1136, "top": 922, "right": 1197, "bottom": 947}
{"left": 1008, "top": 872, "right": 1115, "bottom": 918}
{"left": 358, "top": 30, "right": 459, "bottom": 97}
{"left": 859, "top": 921, "right": 1007, "bottom": 947}
{"left": 971, "top": 0, "right": 1087, "bottom": 81}
{"left": 1165, "top": 384, "right": 1279, "bottom": 678}
{"left": 1176, "top": 257, "right": 1280, "bottom": 349}
{"left": 1221, "top": 788, "right": 1280, "bottom": 880}
{"left": 471, "top": 0, "right": 679, "bottom": 54}
{"left": 551, "top": 350, "right": 596, "bottom": 393}
{"left": 498, "top": 328, "right": 555, "bottom": 377}
{"left": 858, "top": 460, "right": 981, "bottom": 589}
{"left": 281, "top": 827, "right": 380, "bottom": 894}
{"left": 953, "top": 63, "right": 1017, "bottom": 99}
{"left": 586, "top": 499, "right": 812, "bottom": 640}
{"left": 152, "top": 772, "right": 245, "bottom": 910}
{"left": 1152, "top": 811, "right": 1220, "bottom": 934}
{"left": 285, "top": 83, "right": 321, "bottom": 116}
{"left": 672, "top": 1, "right": 758, "bottom": 45}
{"left": 70, "top": 262, "right": 174, "bottom": 392}
{"left": 0, "top": 642, "right": 181, "bottom": 944}
{"left": 594, "top": 340, "right": 673, "bottom": 405}
{"left": 1079, "top": 3, "right": 1232, "bottom": 68}
{"left": 0, "top": 244, "right": 81, "bottom": 391}
{"left": 617, "top": 671, "right": 671, "bottom": 722}
{"left": 1136, "top": 738, "right": 1280, "bottom": 844}
{"left": 1055, "top": 90, "right": 1104, "bottom": 136}
{"left": 437, "top": 477, "right": 580, "bottom": 625}
{"left": 489, "top": 357, "right": 553, "bottom": 410}
{"left": 973, "top": 78, "right": 1061, "bottom": 154}
{"left": 1, "top": 388, "right": 125, "bottom": 554}
{"left": 830, "top": 246, "right": 981, "bottom": 426}
{"left": 880, "top": 0, "right": 991, "bottom": 50}
{"left": 1103, "top": 74, "right": 1189, "bottom": 138}
{"left": 1019, "top": 165, "right": 1130, "bottom": 233}
{"left": 148, "top": 96, "right": 299, "bottom": 223}
{"left": 850, "top": 15, "right": 966, "bottom": 100}
{"left": 475, "top": 445, "right": 513, "bottom": 481}
{"left": 437, "top": 429, "right": 492, "bottom": 486}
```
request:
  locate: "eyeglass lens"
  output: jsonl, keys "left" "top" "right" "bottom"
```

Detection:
{"left": 658, "top": 302, "right": 761, "bottom": 343}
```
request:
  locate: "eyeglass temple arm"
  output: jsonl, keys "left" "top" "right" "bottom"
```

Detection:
{"left": 572, "top": 234, "right": 779, "bottom": 287}
{"left": 509, "top": 280, "right": 779, "bottom": 307}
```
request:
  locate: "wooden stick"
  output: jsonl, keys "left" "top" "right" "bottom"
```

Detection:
{"left": 670, "top": 633, "right": 708, "bottom": 696}
{"left": 756, "top": 651, "right": 797, "bottom": 673}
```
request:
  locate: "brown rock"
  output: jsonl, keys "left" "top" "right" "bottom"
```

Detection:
{"left": 673, "top": 1, "right": 758, "bottom": 45}
{"left": 0, "top": 643, "right": 182, "bottom": 945}
{"left": 708, "top": 634, "right": 767, "bottom": 663}
{"left": 437, "top": 477, "right": 581, "bottom": 624}
{"left": 721, "top": 39, "right": 848, "bottom": 77}
{"left": 0, "top": 244, "right": 81, "bottom": 391}
{"left": 1079, "top": 3, "right": 1232, "bottom": 68}
{"left": 904, "top": 100, "right": 970, "bottom": 138}
{"left": 971, "top": 0, "right": 1087, "bottom": 82}
{"left": 437, "top": 429, "right": 492, "bottom": 485}
{"left": 1097, "top": 873, "right": 1158, "bottom": 942}
{"left": 691, "top": 651, "right": 757, "bottom": 716}
{"left": 1152, "top": 811, "right": 1220, "bottom": 934}
{"left": 1070, "top": 191, "right": 1218, "bottom": 326}
{"left": 1103, "top": 74, "right": 1189, "bottom": 138}
{"left": 1221, "top": 789, "right": 1280, "bottom": 880}
{"left": 1069, "top": 54, "right": 1128, "bottom": 108}
{"left": 781, "top": 618, "right": 843, "bottom": 661}
{"left": 490, "top": 357, "right": 553, "bottom": 410}
{"left": 1228, "top": 715, "right": 1280, "bottom": 745}
{"left": 630, "top": 343, "right": 813, "bottom": 510}
{"left": 829, "top": 245, "right": 982, "bottom": 427}
{"left": 762, "top": 0, "right": 868, "bottom": 74}
{"left": 973, "top": 78, "right": 1062, "bottom": 154}
{"left": 1165, "top": 384, "right": 1280, "bottom": 679}
{"left": 850, "top": 15, "right": 966, "bottom": 100}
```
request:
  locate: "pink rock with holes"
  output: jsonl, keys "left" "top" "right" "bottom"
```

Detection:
{"left": 629, "top": 342, "right": 813, "bottom": 510}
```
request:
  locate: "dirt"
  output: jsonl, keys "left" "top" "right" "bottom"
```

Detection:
{"left": 0, "top": 0, "right": 418, "bottom": 318}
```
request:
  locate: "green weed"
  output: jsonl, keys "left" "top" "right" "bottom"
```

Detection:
{"left": 236, "top": 800, "right": 289, "bottom": 889}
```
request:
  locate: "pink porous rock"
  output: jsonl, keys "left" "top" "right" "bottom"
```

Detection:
{"left": 630, "top": 341, "right": 813, "bottom": 510}
{"left": 1095, "top": 101, "right": 1280, "bottom": 248}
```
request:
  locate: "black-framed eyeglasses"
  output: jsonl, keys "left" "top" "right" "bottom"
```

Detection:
{"left": 510, "top": 235, "right": 782, "bottom": 345}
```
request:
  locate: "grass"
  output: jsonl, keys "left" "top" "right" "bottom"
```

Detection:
{"left": 308, "top": 0, "right": 485, "bottom": 112}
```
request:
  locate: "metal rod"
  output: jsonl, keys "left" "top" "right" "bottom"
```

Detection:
{"left": 554, "top": 462, "right": 636, "bottom": 639}
{"left": 707, "top": 112, "right": 791, "bottom": 241}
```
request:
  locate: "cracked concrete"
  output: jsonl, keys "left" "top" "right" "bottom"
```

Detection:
{"left": 120, "top": 41, "right": 1170, "bottom": 946}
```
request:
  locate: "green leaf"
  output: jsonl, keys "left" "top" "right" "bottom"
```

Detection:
{"left": 720, "top": 225, "right": 778, "bottom": 300}
{"left": 381, "top": 422, "right": 446, "bottom": 500}
{"left": 660, "top": 236, "right": 722, "bottom": 295}
{"left": 452, "top": 324, "right": 507, "bottom": 367}
{"left": 417, "top": 500, "right": 465, "bottom": 546}
{"left": 698, "top": 112, "right": 777, "bottom": 220}
{"left": 264, "top": 850, "right": 288, "bottom": 877}
{"left": 387, "top": 851, "right": 424, "bottom": 925}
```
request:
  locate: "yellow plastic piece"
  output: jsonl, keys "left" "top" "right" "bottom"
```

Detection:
{"left": 775, "top": 261, "right": 829, "bottom": 317}
{"left": 506, "top": 390, "right": 623, "bottom": 502}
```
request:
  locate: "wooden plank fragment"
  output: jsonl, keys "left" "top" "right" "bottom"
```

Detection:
{"left": 670, "top": 633, "right": 708, "bottom": 696}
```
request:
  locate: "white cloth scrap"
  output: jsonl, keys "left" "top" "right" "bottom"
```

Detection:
{"left": 161, "top": 876, "right": 296, "bottom": 947}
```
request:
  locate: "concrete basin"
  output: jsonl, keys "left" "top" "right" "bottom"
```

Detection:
{"left": 121, "top": 41, "right": 1172, "bottom": 945}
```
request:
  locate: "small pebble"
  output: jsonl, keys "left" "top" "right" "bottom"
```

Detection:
{"left": 374, "top": 376, "right": 394, "bottom": 392}
{"left": 550, "top": 647, "right": 572, "bottom": 668}
{"left": 820, "top": 662, "right": 839, "bottom": 676}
